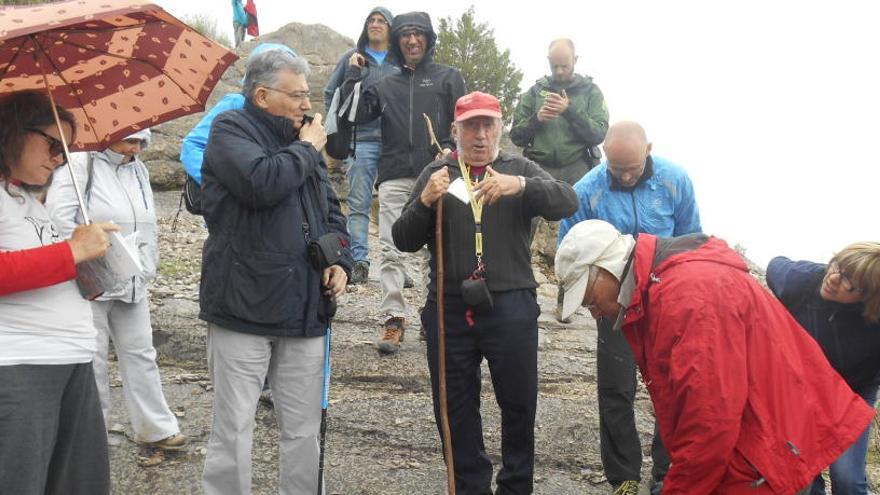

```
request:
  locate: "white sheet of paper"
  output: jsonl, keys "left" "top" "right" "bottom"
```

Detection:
{"left": 448, "top": 178, "right": 470, "bottom": 204}
{"left": 104, "top": 230, "right": 143, "bottom": 279}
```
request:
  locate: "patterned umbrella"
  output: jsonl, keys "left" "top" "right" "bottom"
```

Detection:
{"left": 0, "top": 0, "right": 238, "bottom": 298}
{"left": 0, "top": 0, "right": 238, "bottom": 151}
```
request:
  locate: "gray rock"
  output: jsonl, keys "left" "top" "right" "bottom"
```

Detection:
{"left": 145, "top": 160, "right": 187, "bottom": 191}
{"left": 533, "top": 218, "right": 562, "bottom": 267}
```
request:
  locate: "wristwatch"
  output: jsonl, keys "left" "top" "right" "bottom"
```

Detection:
{"left": 517, "top": 175, "right": 526, "bottom": 195}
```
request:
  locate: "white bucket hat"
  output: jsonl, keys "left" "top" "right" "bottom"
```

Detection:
{"left": 555, "top": 220, "right": 635, "bottom": 321}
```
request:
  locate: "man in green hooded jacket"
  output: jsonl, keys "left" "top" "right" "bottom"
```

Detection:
{"left": 511, "top": 38, "right": 609, "bottom": 185}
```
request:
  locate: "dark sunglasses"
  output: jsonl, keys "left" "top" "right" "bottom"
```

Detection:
{"left": 26, "top": 128, "right": 67, "bottom": 164}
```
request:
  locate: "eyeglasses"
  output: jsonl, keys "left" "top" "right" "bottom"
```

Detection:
{"left": 828, "top": 262, "right": 865, "bottom": 294}
{"left": 399, "top": 29, "right": 425, "bottom": 40}
{"left": 262, "top": 87, "right": 311, "bottom": 102}
{"left": 26, "top": 128, "right": 67, "bottom": 165}
{"left": 583, "top": 265, "right": 601, "bottom": 311}
{"left": 367, "top": 17, "right": 388, "bottom": 26}
{"left": 608, "top": 160, "right": 646, "bottom": 181}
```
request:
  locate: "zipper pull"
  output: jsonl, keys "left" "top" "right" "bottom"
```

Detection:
{"left": 302, "top": 222, "right": 311, "bottom": 242}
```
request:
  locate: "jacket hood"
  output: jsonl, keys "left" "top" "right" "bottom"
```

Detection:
{"left": 97, "top": 128, "right": 151, "bottom": 165}
{"left": 537, "top": 73, "right": 593, "bottom": 91}
{"left": 357, "top": 7, "right": 393, "bottom": 51}
{"left": 390, "top": 11, "right": 436, "bottom": 67}
{"left": 123, "top": 128, "right": 151, "bottom": 149}
{"left": 652, "top": 235, "right": 748, "bottom": 276}
{"left": 624, "top": 234, "right": 746, "bottom": 329}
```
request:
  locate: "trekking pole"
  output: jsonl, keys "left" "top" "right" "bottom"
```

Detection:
{"left": 317, "top": 325, "right": 332, "bottom": 495}
{"left": 435, "top": 197, "right": 456, "bottom": 494}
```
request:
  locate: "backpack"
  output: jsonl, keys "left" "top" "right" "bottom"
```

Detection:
{"left": 324, "top": 82, "right": 361, "bottom": 160}
{"left": 182, "top": 174, "right": 202, "bottom": 215}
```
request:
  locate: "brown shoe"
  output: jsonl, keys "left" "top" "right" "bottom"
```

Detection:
{"left": 149, "top": 432, "right": 189, "bottom": 451}
{"left": 376, "top": 317, "right": 405, "bottom": 354}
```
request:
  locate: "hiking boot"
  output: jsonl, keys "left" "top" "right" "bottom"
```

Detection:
{"left": 612, "top": 480, "right": 639, "bottom": 495}
{"left": 376, "top": 317, "right": 405, "bottom": 355}
{"left": 403, "top": 272, "right": 414, "bottom": 289}
{"left": 149, "top": 432, "right": 189, "bottom": 451}
{"left": 350, "top": 261, "right": 369, "bottom": 285}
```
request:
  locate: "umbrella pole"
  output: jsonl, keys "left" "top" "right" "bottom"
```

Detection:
{"left": 38, "top": 63, "right": 90, "bottom": 224}
{"left": 435, "top": 197, "right": 455, "bottom": 494}
{"left": 317, "top": 325, "right": 332, "bottom": 495}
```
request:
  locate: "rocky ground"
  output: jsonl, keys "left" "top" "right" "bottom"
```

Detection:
{"left": 105, "top": 191, "right": 880, "bottom": 495}
{"left": 105, "top": 190, "right": 665, "bottom": 494}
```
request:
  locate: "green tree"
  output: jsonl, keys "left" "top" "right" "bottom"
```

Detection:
{"left": 434, "top": 7, "right": 523, "bottom": 125}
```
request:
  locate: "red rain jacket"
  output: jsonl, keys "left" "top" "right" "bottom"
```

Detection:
{"left": 244, "top": 0, "right": 259, "bottom": 37}
{"left": 621, "top": 234, "right": 874, "bottom": 494}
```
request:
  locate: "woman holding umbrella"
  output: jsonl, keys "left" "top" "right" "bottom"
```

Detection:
{"left": 0, "top": 90, "right": 115, "bottom": 494}
{"left": 47, "top": 129, "right": 188, "bottom": 451}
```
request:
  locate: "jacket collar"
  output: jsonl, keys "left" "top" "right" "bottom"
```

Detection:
{"left": 537, "top": 73, "right": 592, "bottom": 92}
{"left": 97, "top": 148, "right": 134, "bottom": 166}
{"left": 622, "top": 233, "right": 658, "bottom": 328}
{"left": 243, "top": 99, "right": 298, "bottom": 143}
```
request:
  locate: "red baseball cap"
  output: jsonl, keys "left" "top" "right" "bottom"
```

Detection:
{"left": 454, "top": 91, "right": 502, "bottom": 122}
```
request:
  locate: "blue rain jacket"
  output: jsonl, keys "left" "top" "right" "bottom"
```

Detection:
{"left": 558, "top": 155, "right": 701, "bottom": 244}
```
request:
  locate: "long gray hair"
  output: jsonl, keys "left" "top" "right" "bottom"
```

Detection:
{"left": 242, "top": 49, "right": 310, "bottom": 100}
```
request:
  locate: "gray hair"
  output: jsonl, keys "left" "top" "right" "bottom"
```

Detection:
{"left": 242, "top": 49, "right": 310, "bottom": 100}
{"left": 453, "top": 118, "right": 503, "bottom": 161}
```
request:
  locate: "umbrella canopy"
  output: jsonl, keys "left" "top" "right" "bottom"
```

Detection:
{"left": 0, "top": 0, "right": 238, "bottom": 151}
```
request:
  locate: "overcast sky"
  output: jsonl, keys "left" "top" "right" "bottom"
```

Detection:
{"left": 155, "top": 0, "right": 880, "bottom": 267}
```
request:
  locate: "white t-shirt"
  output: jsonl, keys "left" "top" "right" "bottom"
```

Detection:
{"left": 0, "top": 183, "right": 96, "bottom": 366}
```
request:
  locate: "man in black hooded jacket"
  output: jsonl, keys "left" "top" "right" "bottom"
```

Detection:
{"left": 341, "top": 11, "right": 466, "bottom": 355}
{"left": 323, "top": 6, "right": 400, "bottom": 286}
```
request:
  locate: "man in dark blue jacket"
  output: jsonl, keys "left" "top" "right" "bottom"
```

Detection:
{"left": 324, "top": 7, "right": 399, "bottom": 285}
{"left": 341, "top": 11, "right": 466, "bottom": 355}
{"left": 199, "top": 49, "right": 352, "bottom": 494}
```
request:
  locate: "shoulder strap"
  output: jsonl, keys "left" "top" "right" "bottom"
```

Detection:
{"left": 298, "top": 172, "right": 330, "bottom": 242}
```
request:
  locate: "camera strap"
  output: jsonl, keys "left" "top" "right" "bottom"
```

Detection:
{"left": 456, "top": 155, "right": 486, "bottom": 275}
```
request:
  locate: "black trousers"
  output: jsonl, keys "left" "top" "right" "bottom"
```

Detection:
{"left": 422, "top": 290, "right": 540, "bottom": 495}
{"left": 597, "top": 316, "right": 670, "bottom": 486}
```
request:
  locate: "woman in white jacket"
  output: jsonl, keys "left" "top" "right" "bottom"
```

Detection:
{"left": 46, "top": 130, "right": 187, "bottom": 450}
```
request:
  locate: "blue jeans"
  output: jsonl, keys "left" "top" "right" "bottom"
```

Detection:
{"left": 810, "top": 385, "right": 878, "bottom": 495}
{"left": 344, "top": 140, "right": 380, "bottom": 263}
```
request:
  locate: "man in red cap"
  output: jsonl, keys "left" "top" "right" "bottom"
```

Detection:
{"left": 393, "top": 91, "right": 578, "bottom": 494}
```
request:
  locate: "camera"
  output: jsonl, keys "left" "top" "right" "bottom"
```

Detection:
{"left": 307, "top": 232, "right": 347, "bottom": 320}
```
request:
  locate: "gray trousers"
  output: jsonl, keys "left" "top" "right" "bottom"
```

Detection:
{"left": 0, "top": 363, "right": 109, "bottom": 495}
{"left": 378, "top": 177, "right": 427, "bottom": 319}
{"left": 202, "top": 323, "right": 325, "bottom": 495}
{"left": 91, "top": 298, "right": 179, "bottom": 442}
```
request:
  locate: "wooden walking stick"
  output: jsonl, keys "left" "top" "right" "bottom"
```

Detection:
{"left": 423, "top": 112, "right": 455, "bottom": 493}
{"left": 435, "top": 196, "right": 456, "bottom": 494}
